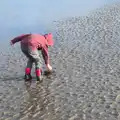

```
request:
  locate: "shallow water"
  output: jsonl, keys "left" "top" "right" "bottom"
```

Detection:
{"left": 0, "top": 0, "right": 120, "bottom": 47}
{"left": 1, "top": 3, "right": 120, "bottom": 120}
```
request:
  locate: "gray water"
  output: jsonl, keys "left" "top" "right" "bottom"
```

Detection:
{"left": 1, "top": 2, "right": 120, "bottom": 120}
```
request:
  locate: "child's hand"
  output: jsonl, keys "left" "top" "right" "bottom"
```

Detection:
{"left": 10, "top": 41, "right": 14, "bottom": 46}
{"left": 46, "top": 64, "right": 52, "bottom": 71}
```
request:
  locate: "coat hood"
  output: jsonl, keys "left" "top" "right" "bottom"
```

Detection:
{"left": 44, "top": 33, "right": 54, "bottom": 46}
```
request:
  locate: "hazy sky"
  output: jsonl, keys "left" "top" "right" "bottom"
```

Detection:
{"left": 0, "top": 0, "right": 119, "bottom": 42}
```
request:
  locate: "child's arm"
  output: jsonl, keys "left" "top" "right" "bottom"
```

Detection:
{"left": 41, "top": 46, "right": 52, "bottom": 71}
{"left": 41, "top": 46, "right": 49, "bottom": 65}
{"left": 11, "top": 34, "right": 30, "bottom": 45}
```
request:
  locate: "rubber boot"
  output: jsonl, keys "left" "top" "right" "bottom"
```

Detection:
{"left": 35, "top": 69, "right": 43, "bottom": 81}
{"left": 24, "top": 68, "right": 32, "bottom": 81}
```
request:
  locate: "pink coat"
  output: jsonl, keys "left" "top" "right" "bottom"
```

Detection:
{"left": 11, "top": 33, "right": 54, "bottom": 64}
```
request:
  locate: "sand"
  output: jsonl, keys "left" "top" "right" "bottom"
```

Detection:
{"left": 0, "top": 3, "right": 120, "bottom": 120}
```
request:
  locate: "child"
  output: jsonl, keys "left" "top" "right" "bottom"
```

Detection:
{"left": 10, "top": 33, "right": 54, "bottom": 81}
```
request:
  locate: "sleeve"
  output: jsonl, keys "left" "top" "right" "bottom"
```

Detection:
{"left": 41, "top": 45, "right": 49, "bottom": 65}
{"left": 11, "top": 34, "right": 29, "bottom": 44}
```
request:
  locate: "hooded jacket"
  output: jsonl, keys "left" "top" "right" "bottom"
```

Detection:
{"left": 11, "top": 33, "right": 54, "bottom": 65}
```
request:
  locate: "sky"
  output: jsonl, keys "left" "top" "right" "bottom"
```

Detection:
{"left": 0, "top": 0, "right": 119, "bottom": 43}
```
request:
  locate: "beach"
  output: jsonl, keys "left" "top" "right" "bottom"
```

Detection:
{"left": 0, "top": 3, "right": 120, "bottom": 120}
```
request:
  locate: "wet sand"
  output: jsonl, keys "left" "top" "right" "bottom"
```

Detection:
{"left": 1, "top": 3, "right": 120, "bottom": 120}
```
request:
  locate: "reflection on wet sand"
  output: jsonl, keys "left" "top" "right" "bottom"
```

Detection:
{"left": 20, "top": 73, "right": 56, "bottom": 120}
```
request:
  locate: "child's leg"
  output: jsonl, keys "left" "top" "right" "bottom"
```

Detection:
{"left": 26, "top": 59, "right": 33, "bottom": 70}
{"left": 21, "top": 45, "right": 33, "bottom": 80}
{"left": 29, "top": 50, "right": 43, "bottom": 81}
{"left": 24, "top": 59, "right": 33, "bottom": 80}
